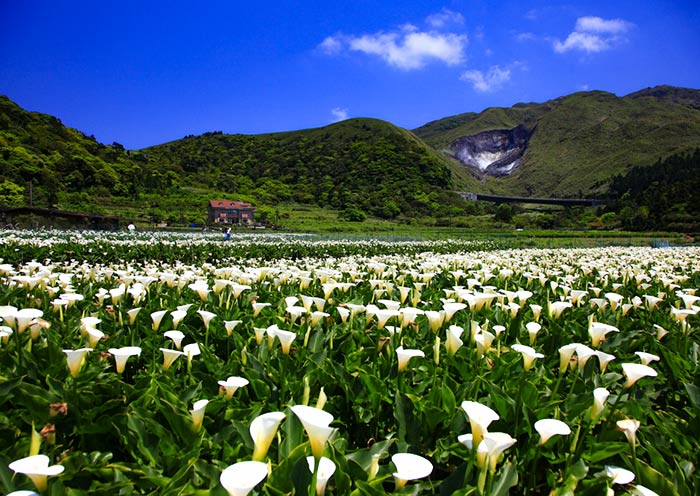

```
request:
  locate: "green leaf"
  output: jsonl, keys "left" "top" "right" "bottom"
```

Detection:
{"left": 491, "top": 460, "right": 518, "bottom": 496}
{"left": 552, "top": 458, "right": 588, "bottom": 496}
{"left": 684, "top": 382, "right": 700, "bottom": 410}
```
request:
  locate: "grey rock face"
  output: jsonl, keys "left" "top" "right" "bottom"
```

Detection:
{"left": 450, "top": 125, "right": 533, "bottom": 177}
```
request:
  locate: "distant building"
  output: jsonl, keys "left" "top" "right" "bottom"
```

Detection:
{"left": 207, "top": 200, "right": 255, "bottom": 225}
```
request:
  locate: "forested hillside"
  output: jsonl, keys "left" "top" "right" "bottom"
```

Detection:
{"left": 607, "top": 149, "right": 700, "bottom": 232}
{"left": 2, "top": 87, "right": 700, "bottom": 230}
{"left": 0, "top": 96, "right": 463, "bottom": 222}
{"left": 144, "top": 119, "right": 463, "bottom": 219}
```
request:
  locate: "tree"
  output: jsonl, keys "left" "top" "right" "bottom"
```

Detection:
{"left": 494, "top": 203, "right": 514, "bottom": 223}
{"left": 0, "top": 180, "right": 25, "bottom": 207}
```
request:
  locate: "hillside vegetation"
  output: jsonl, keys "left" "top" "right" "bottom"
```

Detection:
{"left": 606, "top": 148, "right": 700, "bottom": 232}
{"left": 1, "top": 86, "right": 700, "bottom": 231}
{"left": 415, "top": 86, "right": 700, "bottom": 197}
{"left": 0, "top": 96, "right": 463, "bottom": 223}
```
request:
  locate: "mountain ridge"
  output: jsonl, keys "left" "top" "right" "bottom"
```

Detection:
{"left": 414, "top": 85, "right": 700, "bottom": 197}
{"left": 1, "top": 85, "right": 699, "bottom": 224}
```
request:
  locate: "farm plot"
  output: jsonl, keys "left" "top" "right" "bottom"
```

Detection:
{"left": 0, "top": 231, "right": 698, "bottom": 495}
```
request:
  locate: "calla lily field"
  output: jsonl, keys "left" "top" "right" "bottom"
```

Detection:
{"left": 0, "top": 229, "right": 698, "bottom": 495}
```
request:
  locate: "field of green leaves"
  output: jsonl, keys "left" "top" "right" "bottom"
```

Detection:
{"left": 0, "top": 230, "right": 698, "bottom": 495}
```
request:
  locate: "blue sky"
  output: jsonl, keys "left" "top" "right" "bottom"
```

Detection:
{"left": 1, "top": 0, "right": 698, "bottom": 149}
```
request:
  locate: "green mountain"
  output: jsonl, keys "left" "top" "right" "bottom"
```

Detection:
{"left": 414, "top": 86, "right": 700, "bottom": 197}
{"left": 0, "top": 96, "right": 461, "bottom": 221}
{"left": 143, "top": 119, "right": 461, "bottom": 219}
{"left": 1, "top": 85, "right": 699, "bottom": 227}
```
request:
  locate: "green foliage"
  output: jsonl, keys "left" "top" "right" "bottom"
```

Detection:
{"left": 607, "top": 149, "right": 700, "bottom": 232}
{"left": 0, "top": 96, "right": 461, "bottom": 221}
{"left": 339, "top": 208, "right": 367, "bottom": 222}
{"left": 0, "top": 179, "right": 24, "bottom": 207}
{"left": 0, "top": 234, "right": 699, "bottom": 494}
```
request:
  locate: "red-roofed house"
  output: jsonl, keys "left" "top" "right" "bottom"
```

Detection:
{"left": 208, "top": 200, "right": 256, "bottom": 225}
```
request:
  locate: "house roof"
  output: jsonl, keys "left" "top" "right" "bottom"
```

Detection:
{"left": 208, "top": 200, "right": 255, "bottom": 210}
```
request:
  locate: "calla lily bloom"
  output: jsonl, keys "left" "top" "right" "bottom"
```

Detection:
{"left": 291, "top": 405, "right": 334, "bottom": 459}
{"left": 160, "top": 348, "right": 185, "bottom": 371}
{"left": 595, "top": 351, "right": 616, "bottom": 372}
{"left": 575, "top": 343, "right": 597, "bottom": 372}
{"left": 396, "top": 346, "right": 425, "bottom": 372}
{"left": 442, "top": 302, "right": 467, "bottom": 322}
{"left": 588, "top": 322, "right": 619, "bottom": 347}
{"left": 63, "top": 348, "right": 92, "bottom": 378}
{"left": 534, "top": 418, "right": 571, "bottom": 445}
{"left": 511, "top": 344, "right": 544, "bottom": 371}
{"left": 424, "top": 310, "right": 445, "bottom": 332}
{"left": 0, "top": 306, "right": 18, "bottom": 329}
{"left": 224, "top": 320, "right": 243, "bottom": 336}
{"left": 635, "top": 351, "right": 660, "bottom": 365}
{"left": 0, "top": 325, "right": 13, "bottom": 345}
{"left": 190, "top": 399, "right": 209, "bottom": 432}
{"left": 548, "top": 301, "right": 572, "bottom": 319}
{"left": 310, "top": 311, "right": 330, "bottom": 327}
{"left": 621, "top": 363, "right": 658, "bottom": 388}
{"left": 218, "top": 376, "right": 249, "bottom": 399}
{"left": 616, "top": 418, "right": 640, "bottom": 446}
{"left": 7, "top": 490, "right": 40, "bottom": 496}
{"left": 631, "top": 485, "right": 660, "bottom": 496}
{"left": 85, "top": 326, "right": 104, "bottom": 348}
{"left": 525, "top": 322, "right": 541, "bottom": 344}
{"left": 653, "top": 324, "right": 669, "bottom": 341}
{"left": 286, "top": 305, "right": 307, "bottom": 324}
{"left": 306, "top": 456, "right": 336, "bottom": 496}
{"left": 461, "top": 401, "right": 499, "bottom": 447}
{"left": 374, "top": 308, "right": 400, "bottom": 329}
{"left": 108, "top": 346, "right": 142, "bottom": 374}
{"left": 530, "top": 304, "right": 542, "bottom": 321}
{"left": 474, "top": 330, "right": 495, "bottom": 356}
{"left": 605, "top": 292, "right": 624, "bottom": 311}
{"left": 127, "top": 307, "right": 141, "bottom": 325}
{"left": 164, "top": 330, "right": 185, "bottom": 349}
{"left": 150, "top": 310, "right": 167, "bottom": 331}
{"left": 197, "top": 310, "right": 216, "bottom": 331}
{"left": 170, "top": 309, "right": 187, "bottom": 329}
{"left": 445, "top": 325, "right": 464, "bottom": 356}
{"left": 591, "top": 387, "right": 610, "bottom": 419}
{"left": 603, "top": 465, "right": 635, "bottom": 484}
{"left": 8, "top": 454, "right": 64, "bottom": 492}
{"left": 275, "top": 329, "right": 297, "bottom": 354}
{"left": 480, "top": 432, "right": 517, "bottom": 474}
{"left": 183, "top": 342, "right": 201, "bottom": 366}
{"left": 252, "top": 302, "right": 271, "bottom": 317}
{"left": 220, "top": 460, "right": 269, "bottom": 496}
{"left": 391, "top": 453, "right": 433, "bottom": 489}
{"left": 250, "top": 411, "right": 286, "bottom": 461}
{"left": 80, "top": 316, "right": 101, "bottom": 335}
{"left": 16, "top": 308, "right": 43, "bottom": 334}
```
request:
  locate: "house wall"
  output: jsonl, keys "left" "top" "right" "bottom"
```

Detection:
{"left": 208, "top": 207, "right": 255, "bottom": 224}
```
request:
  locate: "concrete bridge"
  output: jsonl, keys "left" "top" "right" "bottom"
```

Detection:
{"left": 458, "top": 192, "right": 614, "bottom": 207}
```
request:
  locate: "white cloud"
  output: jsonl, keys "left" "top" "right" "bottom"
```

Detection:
{"left": 575, "top": 16, "right": 632, "bottom": 34}
{"left": 554, "top": 32, "right": 610, "bottom": 53}
{"left": 516, "top": 32, "right": 537, "bottom": 42}
{"left": 318, "top": 36, "right": 342, "bottom": 55}
{"left": 330, "top": 107, "right": 349, "bottom": 122}
{"left": 317, "top": 10, "right": 468, "bottom": 70}
{"left": 346, "top": 30, "right": 467, "bottom": 70}
{"left": 554, "top": 16, "right": 633, "bottom": 54}
{"left": 426, "top": 8, "right": 465, "bottom": 29}
{"left": 461, "top": 65, "right": 511, "bottom": 92}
